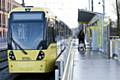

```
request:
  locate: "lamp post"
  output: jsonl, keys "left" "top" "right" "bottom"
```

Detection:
{"left": 102, "top": 0, "right": 105, "bottom": 53}
{"left": 98, "top": 0, "right": 105, "bottom": 15}
{"left": 102, "top": 0, "right": 105, "bottom": 16}
{"left": 22, "top": 0, "right": 25, "bottom": 7}
{"left": 98, "top": 0, "right": 105, "bottom": 53}
{"left": 88, "top": 0, "right": 90, "bottom": 11}
{"left": 91, "top": 0, "right": 94, "bottom": 12}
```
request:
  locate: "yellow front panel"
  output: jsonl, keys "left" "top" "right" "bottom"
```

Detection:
{"left": 43, "top": 43, "right": 57, "bottom": 61}
{"left": 9, "top": 61, "right": 46, "bottom": 73}
{"left": 8, "top": 43, "right": 57, "bottom": 73}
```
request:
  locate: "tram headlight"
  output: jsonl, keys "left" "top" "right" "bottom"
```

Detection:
{"left": 37, "top": 51, "right": 45, "bottom": 60}
{"left": 9, "top": 51, "right": 16, "bottom": 60}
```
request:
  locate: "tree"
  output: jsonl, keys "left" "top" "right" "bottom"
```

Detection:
{"left": 116, "top": 0, "right": 120, "bottom": 36}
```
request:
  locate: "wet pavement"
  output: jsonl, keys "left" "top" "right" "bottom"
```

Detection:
{"left": 72, "top": 47, "right": 120, "bottom": 80}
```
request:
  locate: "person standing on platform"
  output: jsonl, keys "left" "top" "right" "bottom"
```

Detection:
{"left": 77, "top": 30, "right": 86, "bottom": 51}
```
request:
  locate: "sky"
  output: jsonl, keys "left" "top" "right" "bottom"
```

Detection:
{"left": 15, "top": 0, "right": 116, "bottom": 28}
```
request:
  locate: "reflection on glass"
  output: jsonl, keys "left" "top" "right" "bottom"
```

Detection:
{"left": 11, "top": 22, "right": 44, "bottom": 49}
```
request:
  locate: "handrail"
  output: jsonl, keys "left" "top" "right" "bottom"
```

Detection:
{"left": 0, "top": 49, "right": 7, "bottom": 71}
{"left": 110, "top": 39, "right": 120, "bottom": 60}
{"left": 0, "top": 58, "right": 7, "bottom": 62}
{"left": 55, "top": 37, "right": 73, "bottom": 80}
{"left": 109, "top": 36, "right": 120, "bottom": 39}
{"left": 0, "top": 49, "right": 7, "bottom": 52}
{"left": 0, "top": 48, "right": 7, "bottom": 61}
{"left": 0, "top": 63, "right": 8, "bottom": 71}
{"left": 61, "top": 40, "right": 74, "bottom": 80}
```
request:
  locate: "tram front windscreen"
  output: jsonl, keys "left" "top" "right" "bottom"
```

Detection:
{"left": 9, "top": 12, "right": 45, "bottom": 50}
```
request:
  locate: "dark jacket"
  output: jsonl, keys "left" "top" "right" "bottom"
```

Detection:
{"left": 78, "top": 30, "right": 85, "bottom": 43}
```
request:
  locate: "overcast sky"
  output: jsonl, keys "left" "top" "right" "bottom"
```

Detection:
{"left": 15, "top": 0, "right": 116, "bottom": 28}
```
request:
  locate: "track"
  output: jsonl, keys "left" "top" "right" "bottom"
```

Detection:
{"left": 13, "top": 72, "right": 55, "bottom": 80}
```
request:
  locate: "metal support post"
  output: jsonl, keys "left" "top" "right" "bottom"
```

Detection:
{"left": 102, "top": 0, "right": 105, "bottom": 15}
{"left": 102, "top": 0, "right": 105, "bottom": 52}
{"left": 60, "top": 61, "right": 64, "bottom": 79}
{"left": 55, "top": 69, "right": 59, "bottom": 80}
{"left": 22, "top": 0, "right": 25, "bottom": 7}
{"left": 91, "top": 0, "right": 94, "bottom": 12}
{"left": 88, "top": 0, "right": 91, "bottom": 11}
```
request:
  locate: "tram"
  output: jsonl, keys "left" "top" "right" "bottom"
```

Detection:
{"left": 7, "top": 7, "right": 72, "bottom": 73}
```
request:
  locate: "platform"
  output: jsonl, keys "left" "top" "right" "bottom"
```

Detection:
{"left": 72, "top": 44, "right": 120, "bottom": 80}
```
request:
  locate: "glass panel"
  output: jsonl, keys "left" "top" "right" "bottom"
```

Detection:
{"left": 11, "top": 22, "right": 44, "bottom": 49}
{"left": 12, "top": 13, "right": 44, "bottom": 20}
{"left": 2, "top": 0, "right": 5, "bottom": 10}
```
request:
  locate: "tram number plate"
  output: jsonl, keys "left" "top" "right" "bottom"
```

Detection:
{"left": 22, "top": 57, "right": 31, "bottom": 60}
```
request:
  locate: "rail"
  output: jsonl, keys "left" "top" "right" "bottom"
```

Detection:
{"left": 110, "top": 39, "right": 120, "bottom": 60}
{"left": 55, "top": 38, "right": 74, "bottom": 80}
{"left": 0, "top": 49, "right": 8, "bottom": 71}
{"left": 0, "top": 49, "right": 19, "bottom": 80}
{"left": 109, "top": 36, "right": 120, "bottom": 39}
{"left": 0, "top": 38, "right": 7, "bottom": 49}
{"left": 61, "top": 39, "right": 74, "bottom": 80}
{"left": 55, "top": 38, "right": 69, "bottom": 79}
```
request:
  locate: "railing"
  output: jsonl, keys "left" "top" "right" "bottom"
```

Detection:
{"left": 0, "top": 49, "right": 18, "bottom": 80}
{"left": 55, "top": 38, "right": 71, "bottom": 80}
{"left": 0, "top": 38, "right": 7, "bottom": 50}
{"left": 0, "top": 49, "right": 8, "bottom": 71}
{"left": 110, "top": 39, "right": 120, "bottom": 60}
{"left": 109, "top": 36, "right": 120, "bottom": 39}
{"left": 0, "top": 37, "right": 7, "bottom": 70}
{"left": 55, "top": 38, "right": 74, "bottom": 80}
{"left": 61, "top": 39, "right": 74, "bottom": 80}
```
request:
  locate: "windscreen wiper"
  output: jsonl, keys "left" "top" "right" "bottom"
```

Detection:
{"left": 37, "top": 40, "right": 46, "bottom": 50}
{"left": 9, "top": 26, "right": 27, "bottom": 55}
{"left": 12, "top": 38, "right": 28, "bottom": 55}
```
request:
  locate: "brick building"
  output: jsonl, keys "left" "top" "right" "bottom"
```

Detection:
{"left": 0, "top": 0, "right": 21, "bottom": 38}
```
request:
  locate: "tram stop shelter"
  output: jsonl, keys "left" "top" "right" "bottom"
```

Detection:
{"left": 78, "top": 9, "right": 96, "bottom": 24}
{"left": 78, "top": 9, "right": 100, "bottom": 50}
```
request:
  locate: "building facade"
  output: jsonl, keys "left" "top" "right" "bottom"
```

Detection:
{"left": 0, "top": 0, "right": 21, "bottom": 38}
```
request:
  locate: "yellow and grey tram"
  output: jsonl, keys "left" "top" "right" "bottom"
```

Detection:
{"left": 7, "top": 7, "right": 71, "bottom": 73}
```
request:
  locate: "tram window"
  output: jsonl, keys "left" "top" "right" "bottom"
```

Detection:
{"left": 10, "top": 22, "right": 44, "bottom": 49}
{"left": 11, "top": 12, "right": 44, "bottom": 21}
{"left": 47, "top": 20, "right": 56, "bottom": 45}
{"left": 47, "top": 27, "right": 56, "bottom": 44}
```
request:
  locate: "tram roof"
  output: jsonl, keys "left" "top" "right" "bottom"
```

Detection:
{"left": 8, "top": 7, "right": 49, "bottom": 18}
{"left": 78, "top": 9, "right": 97, "bottom": 24}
